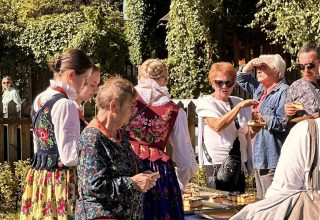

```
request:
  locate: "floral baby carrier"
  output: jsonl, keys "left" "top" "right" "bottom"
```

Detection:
{"left": 31, "top": 93, "right": 67, "bottom": 170}
{"left": 127, "top": 95, "right": 179, "bottom": 162}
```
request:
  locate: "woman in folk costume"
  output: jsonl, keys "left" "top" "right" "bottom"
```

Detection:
{"left": 20, "top": 49, "right": 93, "bottom": 220}
{"left": 126, "top": 58, "right": 197, "bottom": 220}
{"left": 74, "top": 64, "right": 101, "bottom": 130}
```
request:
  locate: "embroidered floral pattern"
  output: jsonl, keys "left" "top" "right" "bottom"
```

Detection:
{"left": 128, "top": 106, "right": 174, "bottom": 144}
{"left": 34, "top": 106, "right": 55, "bottom": 150}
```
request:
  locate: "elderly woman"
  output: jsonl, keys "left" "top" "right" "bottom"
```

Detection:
{"left": 76, "top": 76, "right": 160, "bottom": 220}
{"left": 196, "top": 62, "right": 258, "bottom": 193}
{"left": 237, "top": 54, "right": 289, "bottom": 199}
{"left": 20, "top": 49, "right": 93, "bottom": 220}
{"left": 126, "top": 59, "right": 197, "bottom": 220}
{"left": 2, "top": 75, "right": 23, "bottom": 117}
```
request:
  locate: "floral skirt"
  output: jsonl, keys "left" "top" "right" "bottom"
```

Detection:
{"left": 143, "top": 160, "right": 184, "bottom": 220}
{"left": 20, "top": 168, "right": 77, "bottom": 220}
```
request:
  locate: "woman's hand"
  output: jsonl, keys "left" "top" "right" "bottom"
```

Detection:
{"left": 238, "top": 99, "right": 259, "bottom": 108}
{"left": 131, "top": 172, "right": 160, "bottom": 193}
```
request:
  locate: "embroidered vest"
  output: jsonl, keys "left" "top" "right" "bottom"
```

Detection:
{"left": 31, "top": 93, "right": 67, "bottom": 170}
{"left": 126, "top": 95, "right": 179, "bottom": 162}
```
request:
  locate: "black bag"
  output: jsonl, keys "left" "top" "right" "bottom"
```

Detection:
{"left": 216, "top": 137, "right": 242, "bottom": 186}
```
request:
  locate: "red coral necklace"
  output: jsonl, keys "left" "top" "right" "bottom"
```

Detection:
{"left": 95, "top": 116, "right": 121, "bottom": 143}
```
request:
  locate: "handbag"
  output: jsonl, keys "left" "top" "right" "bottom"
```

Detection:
{"left": 287, "top": 118, "right": 320, "bottom": 220}
{"left": 216, "top": 137, "right": 242, "bottom": 186}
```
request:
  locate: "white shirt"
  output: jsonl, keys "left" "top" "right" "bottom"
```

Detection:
{"left": 2, "top": 87, "right": 23, "bottom": 114}
{"left": 136, "top": 79, "right": 198, "bottom": 189}
{"left": 33, "top": 80, "right": 79, "bottom": 167}
{"left": 196, "top": 95, "right": 252, "bottom": 165}
{"left": 265, "top": 119, "right": 320, "bottom": 198}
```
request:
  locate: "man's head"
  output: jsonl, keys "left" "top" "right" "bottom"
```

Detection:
{"left": 255, "top": 54, "right": 286, "bottom": 87}
{"left": 297, "top": 43, "right": 320, "bottom": 83}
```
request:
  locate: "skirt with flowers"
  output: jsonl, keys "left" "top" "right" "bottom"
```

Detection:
{"left": 20, "top": 168, "right": 77, "bottom": 220}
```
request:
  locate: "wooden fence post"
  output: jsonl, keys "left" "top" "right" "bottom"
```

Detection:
{"left": 21, "top": 122, "right": 32, "bottom": 160}
{"left": 0, "top": 118, "right": 4, "bottom": 162}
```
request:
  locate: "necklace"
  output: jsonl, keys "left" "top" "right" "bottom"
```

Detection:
{"left": 95, "top": 116, "right": 121, "bottom": 143}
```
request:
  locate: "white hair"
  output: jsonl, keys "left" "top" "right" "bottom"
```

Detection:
{"left": 259, "top": 54, "right": 286, "bottom": 79}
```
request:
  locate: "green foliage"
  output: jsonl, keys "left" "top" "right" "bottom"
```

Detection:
{"left": 190, "top": 166, "right": 207, "bottom": 187}
{"left": 166, "top": 0, "right": 221, "bottom": 99}
{"left": 250, "top": 0, "right": 320, "bottom": 61}
{"left": 125, "top": 0, "right": 170, "bottom": 65}
{"left": 0, "top": 1, "right": 128, "bottom": 76}
{"left": 0, "top": 160, "right": 30, "bottom": 212}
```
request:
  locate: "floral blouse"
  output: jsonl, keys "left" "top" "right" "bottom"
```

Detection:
{"left": 75, "top": 127, "right": 144, "bottom": 220}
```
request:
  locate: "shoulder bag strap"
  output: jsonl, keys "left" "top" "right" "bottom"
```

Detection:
{"left": 306, "top": 80, "right": 320, "bottom": 107}
{"left": 228, "top": 97, "right": 240, "bottom": 130}
{"left": 306, "top": 119, "right": 319, "bottom": 191}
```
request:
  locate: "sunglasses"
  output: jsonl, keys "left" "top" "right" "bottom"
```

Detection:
{"left": 214, "top": 80, "right": 234, "bottom": 88}
{"left": 296, "top": 62, "right": 317, "bottom": 71}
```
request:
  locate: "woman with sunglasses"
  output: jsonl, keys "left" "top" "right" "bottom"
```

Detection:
{"left": 196, "top": 62, "right": 258, "bottom": 192}
{"left": 2, "top": 75, "right": 23, "bottom": 118}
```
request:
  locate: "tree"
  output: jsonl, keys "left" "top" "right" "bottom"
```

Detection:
{"left": 0, "top": 0, "right": 127, "bottom": 75}
{"left": 166, "top": 0, "right": 221, "bottom": 99}
{"left": 125, "top": 0, "right": 170, "bottom": 65}
{"left": 250, "top": 0, "right": 320, "bottom": 61}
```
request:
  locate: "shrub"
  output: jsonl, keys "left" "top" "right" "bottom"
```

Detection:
{"left": 0, "top": 159, "right": 30, "bottom": 212}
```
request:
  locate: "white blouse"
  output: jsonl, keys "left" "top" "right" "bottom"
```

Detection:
{"left": 2, "top": 87, "right": 23, "bottom": 114}
{"left": 196, "top": 95, "right": 252, "bottom": 165}
{"left": 33, "top": 80, "right": 79, "bottom": 167}
{"left": 135, "top": 79, "right": 198, "bottom": 189}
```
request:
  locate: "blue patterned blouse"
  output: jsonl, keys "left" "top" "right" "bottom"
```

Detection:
{"left": 75, "top": 127, "right": 144, "bottom": 220}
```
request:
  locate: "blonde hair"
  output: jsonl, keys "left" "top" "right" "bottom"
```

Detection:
{"left": 138, "top": 59, "right": 168, "bottom": 80}
{"left": 96, "top": 76, "right": 136, "bottom": 110}
{"left": 208, "top": 62, "right": 236, "bottom": 85}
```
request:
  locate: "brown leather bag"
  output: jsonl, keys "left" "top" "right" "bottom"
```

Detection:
{"left": 287, "top": 119, "right": 320, "bottom": 220}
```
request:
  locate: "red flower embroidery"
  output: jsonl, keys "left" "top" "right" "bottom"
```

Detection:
{"left": 44, "top": 201, "right": 51, "bottom": 216}
{"left": 44, "top": 107, "right": 49, "bottom": 114}
{"left": 38, "top": 128, "right": 49, "bottom": 143}
{"left": 57, "top": 199, "right": 66, "bottom": 215}
{"left": 22, "top": 199, "right": 32, "bottom": 215}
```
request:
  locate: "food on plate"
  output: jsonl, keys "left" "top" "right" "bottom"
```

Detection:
{"left": 247, "top": 119, "right": 266, "bottom": 127}
{"left": 292, "top": 101, "right": 304, "bottom": 110}
{"left": 236, "top": 193, "right": 256, "bottom": 204}
{"left": 208, "top": 193, "right": 227, "bottom": 203}
{"left": 182, "top": 183, "right": 200, "bottom": 197}
{"left": 227, "top": 191, "right": 239, "bottom": 202}
{"left": 183, "top": 196, "right": 202, "bottom": 208}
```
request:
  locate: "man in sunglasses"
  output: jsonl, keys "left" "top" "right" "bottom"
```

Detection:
{"left": 237, "top": 54, "right": 289, "bottom": 199}
{"left": 285, "top": 43, "right": 320, "bottom": 120}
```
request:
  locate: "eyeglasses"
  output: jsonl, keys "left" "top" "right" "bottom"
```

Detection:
{"left": 296, "top": 62, "right": 317, "bottom": 71}
{"left": 2, "top": 82, "right": 10, "bottom": 84}
{"left": 214, "top": 80, "right": 234, "bottom": 88}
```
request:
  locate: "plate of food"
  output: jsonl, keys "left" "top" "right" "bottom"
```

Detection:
{"left": 194, "top": 207, "right": 238, "bottom": 220}
{"left": 247, "top": 120, "right": 266, "bottom": 127}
